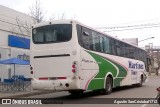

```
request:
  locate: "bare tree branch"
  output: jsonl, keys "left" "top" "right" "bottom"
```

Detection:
{"left": 9, "top": 17, "right": 31, "bottom": 37}
{"left": 29, "top": 0, "right": 46, "bottom": 23}
{"left": 50, "top": 12, "right": 68, "bottom": 20}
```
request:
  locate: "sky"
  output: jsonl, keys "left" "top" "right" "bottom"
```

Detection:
{"left": 0, "top": 0, "right": 160, "bottom": 47}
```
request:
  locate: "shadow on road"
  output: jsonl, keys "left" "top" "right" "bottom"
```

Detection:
{"left": 41, "top": 85, "right": 149, "bottom": 104}
{"left": 47, "top": 85, "right": 145, "bottom": 100}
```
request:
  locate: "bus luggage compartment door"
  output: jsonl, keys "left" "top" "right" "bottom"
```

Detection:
{"left": 34, "top": 55, "right": 71, "bottom": 78}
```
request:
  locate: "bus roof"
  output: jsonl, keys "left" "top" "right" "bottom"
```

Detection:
{"left": 32, "top": 20, "right": 147, "bottom": 52}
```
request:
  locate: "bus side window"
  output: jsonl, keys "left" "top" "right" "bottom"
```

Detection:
{"left": 92, "top": 31, "right": 101, "bottom": 52}
{"left": 101, "top": 36, "right": 110, "bottom": 54}
{"left": 115, "top": 41, "right": 121, "bottom": 56}
{"left": 124, "top": 44, "right": 129, "bottom": 58}
{"left": 121, "top": 43, "right": 126, "bottom": 57}
{"left": 81, "top": 27, "right": 92, "bottom": 50}
{"left": 110, "top": 39, "right": 116, "bottom": 55}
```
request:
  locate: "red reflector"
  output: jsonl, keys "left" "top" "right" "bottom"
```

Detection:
{"left": 72, "top": 65, "right": 75, "bottom": 68}
{"left": 72, "top": 69, "right": 76, "bottom": 73}
{"left": 57, "top": 77, "right": 67, "bottom": 79}
{"left": 39, "top": 78, "right": 48, "bottom": 80}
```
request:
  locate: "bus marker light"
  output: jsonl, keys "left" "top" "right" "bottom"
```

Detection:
{"left": 31, "top": 71, "right": 33, "bottom": 74}
{"left": 57, "top": 77, "right": 67, "bottom": 79}
{"left": 30, "top": 67, "right": 33, "bottom": 70}
{"left": 39, "top": 78, "right": 48, "bottom": 80}
{"left": 72, "top": 69, "right": 76, "bottom": 73}
{"left": 72, "top": 65, "right": 75, "bottom": 68}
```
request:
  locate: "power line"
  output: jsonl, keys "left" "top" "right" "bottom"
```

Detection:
{"left": 97, "top": 22, "right": 160, "bottom": 32}
{"left": 107, "top": 23, "right": 160, "bottom": 29}
{"left": 103, "top": 25, "right": 160, "bottom": 32}
{"left": 97, "top": 22, "right": 160, "bottom": 29}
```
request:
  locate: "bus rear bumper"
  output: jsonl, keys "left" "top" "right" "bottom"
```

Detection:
{"left": 32, "top": 78, "right": 80, "bottom": 91}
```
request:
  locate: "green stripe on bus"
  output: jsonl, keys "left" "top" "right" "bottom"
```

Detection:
{"left": 86, "top": 51, "right": 127, "bottom": 90}
{"left": 114, "top": 78, "right": 124, "bottom": 87}
{"left": 104, "top": 58, "right": 127, "bottom": 77}
{"left": 102, "top": 57, "right": 127, "bottom": 87}
{"left": 87, "top": 51, "right": 117, "bottom": 78}
{"left": 87, "top": 79, "right": 104, "bottom": 90}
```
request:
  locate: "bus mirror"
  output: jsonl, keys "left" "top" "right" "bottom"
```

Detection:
{"left": 83, "top": 31, "right": 90, "bottom": 36}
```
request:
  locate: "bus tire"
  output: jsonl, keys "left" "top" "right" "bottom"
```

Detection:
{"left": 102, "top": 76, "right": 113, "bottom": 95}
{"left": 137, "top": 75, "right": 143, "bottom": 87}
{"left": 157, "top": 96, "right": 160, "bottom": 105}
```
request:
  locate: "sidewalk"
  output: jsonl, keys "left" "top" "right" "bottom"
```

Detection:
{"left": 0, "top": 90, "right": 54, "bottom": 98}
{"left": 148, "top": 72, "right": 159, "bottom": 77}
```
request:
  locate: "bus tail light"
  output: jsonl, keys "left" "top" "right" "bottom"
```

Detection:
{"left": 72, "top": 61, "right": 77, "bottom": 73}
{"left": 72, "top": 69, "right": 76, "bottom": 73}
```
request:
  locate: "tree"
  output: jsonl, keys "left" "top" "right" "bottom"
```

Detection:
{"left": 29, "top": 0, "right": 46, "bottom": 23}
{"left": 49, "top": 12, "right": 76, "bottom": 21}
{"left": 49, "top": 12, "right": 66, "bottom": 21}
{"left": 10, "top": 17, "right": 31, "bottom": 37}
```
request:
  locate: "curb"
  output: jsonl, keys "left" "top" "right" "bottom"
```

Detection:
{"left": 0, "top": 91, "right": 54, "bottom": 98}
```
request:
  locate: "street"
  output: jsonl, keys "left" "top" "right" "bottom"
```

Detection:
{"left": 22, "top": 75, "right": 160, "bottom": 107}
{"left": 1, "top": 75, "right": 159, "bottom": 107}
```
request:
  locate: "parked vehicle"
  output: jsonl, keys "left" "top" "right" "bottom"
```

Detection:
{"left": 156, "top": 87, "right": 160, "bottom": 105}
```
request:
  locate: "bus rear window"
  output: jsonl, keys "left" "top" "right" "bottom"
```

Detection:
{"left": 32, "top": 24, "right": 72, "bottom": 44}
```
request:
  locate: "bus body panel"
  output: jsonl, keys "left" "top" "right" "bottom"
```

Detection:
{"left": 80, "top": 49, "right": 99, "bottom": 90}
{"left": 31, "top": 22, "right": 83, "bottom": 91}
{"left": 33, "top": 49, "right": 72, "bottom": 78}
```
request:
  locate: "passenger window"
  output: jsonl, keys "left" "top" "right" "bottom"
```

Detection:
{"left": 101, "top": 37, "right": 110, "bottom": 54}
{"left": 81, "top": 27, "right": 92, "bottom": 50}
{"left": 92, "top": 31, "right": 101, "bottom": 52}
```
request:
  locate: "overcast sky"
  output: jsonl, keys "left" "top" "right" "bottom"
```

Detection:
{"left": 0, "top": 0, "right": 160, "bottom": 47}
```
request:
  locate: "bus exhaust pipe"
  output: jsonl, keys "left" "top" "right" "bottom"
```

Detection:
{"left": 65, "top": 83, "right": 69, "bottom": 87}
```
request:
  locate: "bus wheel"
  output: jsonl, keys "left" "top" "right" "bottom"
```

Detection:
{"left": 158, "top": 96, "right": 160, "bottom": 105}
{"left": 137, "top": 75, "right": 143, "bottom": 87}
{"left": 102, "top": 76, "right": 113, "bottom": 95}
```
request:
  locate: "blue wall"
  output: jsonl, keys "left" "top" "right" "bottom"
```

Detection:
{"left": 8, "top": 35, "right": 30, "bottom": 49}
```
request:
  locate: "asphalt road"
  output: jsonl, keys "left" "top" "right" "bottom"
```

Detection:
{"left": 23, "top": 75, "right": 160, "bottom": 107}
{"left": 2, "top": 76, "right": 159, "bottom": 107}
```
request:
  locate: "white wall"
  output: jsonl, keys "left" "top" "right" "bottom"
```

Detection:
{"left": 0, "top": 5, "right": 33, "bottom": 37}
{"left": 0, "top": 5, "right": 33, "bottom": 81}
{"left": 0, "top": 30, "right": 11, "bottom": 47}
{"left": 0, "top": 47, "right": 10, "bottom": 81}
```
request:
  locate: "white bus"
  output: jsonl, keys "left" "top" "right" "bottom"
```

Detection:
{"left": 30, "top": 20, "right": 148, "bottom": 95}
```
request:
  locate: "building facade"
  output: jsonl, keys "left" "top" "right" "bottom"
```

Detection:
{"left": 0, "top": 5, "right": 34, "bottom": 81}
